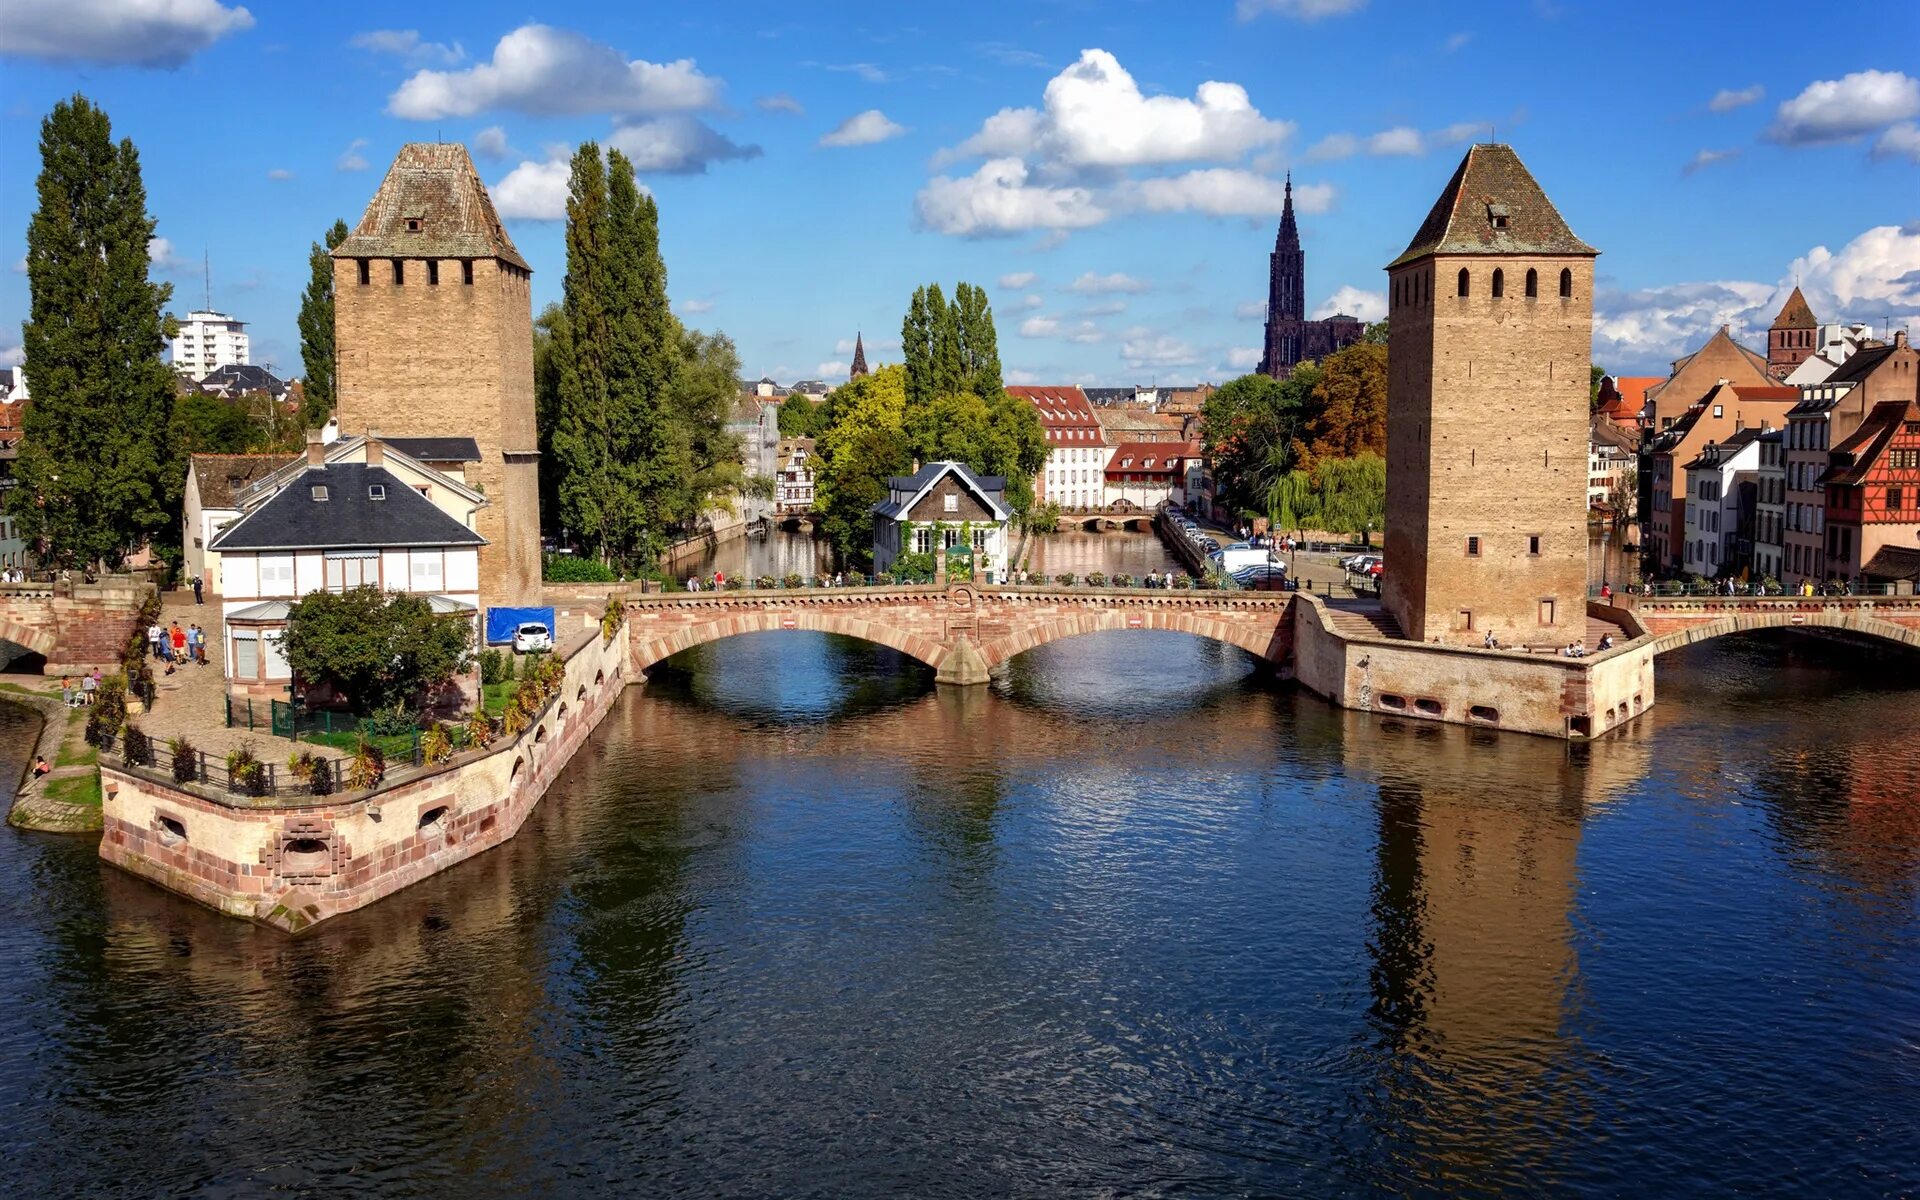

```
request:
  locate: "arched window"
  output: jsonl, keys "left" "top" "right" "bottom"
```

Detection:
{"left": 1559, "top": 268, "right": 1573, "bottom": 298}
{"left": 1457, "top": 268, "right": 1470, "bottom": 297}
{"left": 1492, "top": 268, "right": 1505, "bottom": 298}
{"left": 1525, "top": 268, "right": 1538, "bottom": 297}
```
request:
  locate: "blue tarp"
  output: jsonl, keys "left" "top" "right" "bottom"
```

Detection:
{"left": 486, "top": 606, "right": 556, "bottom": 645}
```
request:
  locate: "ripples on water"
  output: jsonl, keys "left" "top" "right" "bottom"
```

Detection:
{"left": 0, "top": 630, "right": 1916, "bottom": 1197}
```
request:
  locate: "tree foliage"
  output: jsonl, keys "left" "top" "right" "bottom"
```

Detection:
{"left": 1202, "top": 368, "right": 1314, "bottom": 516}
{"left": 281, "top": 587, "right": 475, "bottom": 715}
{"left": 812, "top": 365, "right": 911, "bottom": 563}
{"left": 297, "top": 218, "right": 349, "bottom": 427}
{"left": 9, "top": 95, "right": 179, "bottom": 568}
{"left": 778, "top": 394, "right": 824, "bottom": 438}
{"left": 1298, "top": 341, "right": 1387, "bottom": 466}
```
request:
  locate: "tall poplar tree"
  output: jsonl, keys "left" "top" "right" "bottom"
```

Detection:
{"left": 551, "top": 143, "right": 613, "bottom": 560}
{"left": 10, "top": 95, "right": 178, "bottom": 568}
{"left": 297, "top": 218, "right": 349, "bottom": 427}
{"left": 603, "top": 149, "right": 681, "bottom": 563}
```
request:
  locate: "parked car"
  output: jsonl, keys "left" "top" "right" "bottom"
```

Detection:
{"left": 1232, "top": 565, "right": 1290, "bottom": 591}
{"left": 512, "top": 622, "right": 553, "bottom": 654}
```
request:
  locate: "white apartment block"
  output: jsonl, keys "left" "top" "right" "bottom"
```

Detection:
{"left": 170, "top": 310, "right": 251, "bottom": 379}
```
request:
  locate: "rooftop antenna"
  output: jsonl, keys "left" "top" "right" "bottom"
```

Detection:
{"left": 203, "top": 248, "right": 211, "bottom": 312}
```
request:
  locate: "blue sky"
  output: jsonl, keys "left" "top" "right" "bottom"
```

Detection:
{"left": 2, "top": 0, "right": 1917, "bottom": 384}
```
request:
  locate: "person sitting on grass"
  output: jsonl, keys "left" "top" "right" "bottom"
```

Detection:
{"left": 31, "top": 756, "right": 49, "bottom": 780}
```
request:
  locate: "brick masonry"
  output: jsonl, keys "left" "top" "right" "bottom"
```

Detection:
{"left": 0, "top": 578, "right": 152, "bottom": 675}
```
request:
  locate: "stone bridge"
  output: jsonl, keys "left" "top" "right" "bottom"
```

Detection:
{"left": 0, "top": 576, "right": 155, "bottom": 674}
{"left": 623, "top": 584, "right": 1294, "bottom": 685}
{"left": 1621, "top": 595, "right": 1920, "bottom": 656}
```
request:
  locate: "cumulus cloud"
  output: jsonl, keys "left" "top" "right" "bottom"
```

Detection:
{"left": 1312, "top": 285, "right": 1385, "bottom": 322}
{"left": 388, "top": 24, "right": 723, "bottom": 119}
{"left": 351, "top": 29, "right": 463, "bottom": 65}
{"left": 1127, "top": 169, "right": 1334, "bottom": 217}
{"left": 1228, "top": 347, "right": 1263, "bottom": 369}
{"left": 819, "top": 109, "right": 907, "bottom": 148}
{"left": 266, "top": 167, "right": 294, "bottom": 181}
{"left": 1019, "top": 316, "right": 1103, "bottom": 343}
{"left": 473, "top": 125, "right": 513, "bottom": 160}
{"left": 679, "top": 298, "right": 715, "bottom": 314}
{"left": 1367, "top": 126, "right": 1424, "bottom": 156}
{"left": 1594, "top": 222, "right": 1920, "bottom": 371}
{"left": 1308, "top": 121, "right": 1479, "bottom": 160}
{"left": 1708, "top": 84, "right": 1764, "bottom": 113}
{"left": 147, "top": 237, "right": 188, "bottom": 270}
{"left": 1236, "top": 0, "right": 1367, "bottom": 19}
{"left": 0, "top": 0, "right": 253, "bottom": 68}
{"left": 1121, "top": 331, "right": 1201, "bottom": 370}
{"left": 337, "top": 138, "right": 370, "bottom": 171}
{"left": 1016, "top": 294, "right": 1044, "bottom": 310}
{"left": 914, "top": 158, "right": 1107, "bottom": 237}
{"left": 1767, "top": 70, "right": 1920, "bottom": 145}
{"left": 757, "top": 93, "right": 804, "bottom": 115}
{"left": 489, "top": 159, "right": 572, "bottom": 220}
{"left": 1875, "top": 122, "right": 1920, "bottom": 163}
{"left": 1066, "top": 272, "right": 1150, "bottom": 295}
{"left": 942, "top": 49, "right": 1292, "bottom": 170}
{"left": 998, "top": 271, "right": 1038, "bottom": 289}
{"left": 816, "top": 361, "right": 848, "bottom": 377}
{"left": 1683, "top": 148, "right": 1740, "bottom": 175}
{"left": 610, "top": 116, "right": 760, "bottom": 174}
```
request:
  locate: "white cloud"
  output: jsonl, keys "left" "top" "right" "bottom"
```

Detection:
{"left": 816, "top": 360, "right": 847, "bottom": 377}
{"left": 1127, "top": 169, "right": 1333, "bottom": 217}
{"left": 337, "top": 138, "right": 370, "bottom": 172}
{"left": 1366, "top": 126, "right": 1424, "bottom": 156}
{"left": 610, "top": 116, "right": 760, "bottom": 174}
{"left": 1235, "top": 300, "right": 1266, "bottom": 320}
{"left": 819, "top": 109, "right": 907, "bottom": 148}
{"left": 998, "top": 271, "right": 1038, "bottom": 289}
{"left": 679, "top": 298, "right": 715, "bottom": 314}
{"left": 1683, "top": 148, "right": 1740, "bottom": 175}
{"left": 815, "top": 62, "right": 888, "bottom": 84}
{"left": 1016, "top": 294, "right": 1045, "bottom": 309}
{"left": 473, "top": 125, "right": 513, "bottom": 160}
{"left": 147, "top": 237, "right": 187, "bottom": 269}
{"left": 914, "top": 158, "right": 1108, "bottom": 237}
{"left": 1121, "top": 331, "right": 1201, "bottom": 370}
{"left": 1767, "top": 70, "right": 1920, "bottom": 145}
{"left": 1594, "top": 223, "right": 1920, "bottom": 371}
{"left": 1019, "top": 315, "right": 1103, "bottom": 343}
{"left": 488, "top": 159, "right": 572, "bottom": 220}
{"left": 266, "top": 168, "right": 294, "bottom": 181}
{"left": 757, "top": 93, "right": 804, "bottom": 115}
{"left": 0, "top": 0, "right": 253, "bottom": 67}
{"left": 1708, "top": 84, "right": 1764, "bottom": 113}
{"left": 943, "top": 49, "right": 1293, "bottom": 170}
{"left": 1444, "top": 32, "right": 1471, "bottom": 53}
{"left": 1019, "top": 316, "right": 1060, "bottom": 337}
{"left": 1874, "top": 122, "right": 1920, "bottom": 163}
{"left": 388, "top": 24, "right": 723, "bottom": 119}
{"left": 1312, "top": 285, "right": 1384, "bottom": 322}
{"left": 10, "top": 258, "right": 26, "bottom": 274}
{"left": 1228, "top": 347, "right": 1263, "bottom": 369}
{"left": 1078, "top": 300, "right": 1128, "bottom": 317}
{"left": 1006, "top": 368, "right": 1045, "bottom": 385}
{"left": 350, "top": 29, "right": 463, "bottom": 65}
{"left": 0, "top": 345, "right": 23, "bottom": 368}
{"left": 1066, "top": 272, "right": 1150, "bottom": 295}
{"left": 1236, "top": 0, "right": 1367, "bottom": 19}
{"left": 1310, "top": 122, "right": 1478, "bottom": 160}
{"left": 1305, "top": 133, "right": 1359, "bottom": 161}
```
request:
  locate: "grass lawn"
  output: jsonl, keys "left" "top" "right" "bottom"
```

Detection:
{"left": 483, "top": 681, "right": 519, "bottom": 717}
{"left": 303, "top": 728, "right": 418, "bottom": 761}
{"left": 55, "top": 711, "right": 97, "bottom": 769}
{"left": 44, "top": 772, "right": 102, "bottom": 808}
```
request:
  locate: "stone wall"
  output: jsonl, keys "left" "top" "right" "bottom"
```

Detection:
{"left": 99, "top": 617, "right": 627, "bottom": 932}
{"left": 0, "top": 576, "right": 153, "bottom": 675}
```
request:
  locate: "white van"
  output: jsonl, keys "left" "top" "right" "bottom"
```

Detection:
{"left": 1210, "top": 547, "right": 1280, "bottom": 575}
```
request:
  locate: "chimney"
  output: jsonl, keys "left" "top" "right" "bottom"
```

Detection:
{"left": 306, "top": 428, "right": 325, "bottom": 469}
{"left": 366, "top": 427, "right": 385, "bottom": 469}
{"left": 1897, "top": 329, "right": 1910, "bottom": 350}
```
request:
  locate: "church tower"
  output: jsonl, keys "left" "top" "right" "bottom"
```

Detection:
{"left": 1259, "top": 175, "right": 1307, "bottom": 379}
{"left": 331, "top": 143, "right": 541, "bottom": 604}
{"left": 1766, "top": 286, "right": 1817, "bottom": 380}
{"left": 850, "top": 331, "right": 869, "bottom": 379}
{"left": 1381, "top": 144, "right": 1598, "bottom": 646}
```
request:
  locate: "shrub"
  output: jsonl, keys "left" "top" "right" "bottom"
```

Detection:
{"left": 169, "top": 736, "right": 198, "bottom": 784}
{"left": 1174, "top": 575, "right": 1194, "bottom": 589}
{"left": 542, "top": 554, "right": 617, "bottom": 583}
{"left": 479, "top": 648, "right": 507, "bottom": 686}
{"left": 364, "top": 703, "right": 418, "bottom": 738}
{"left": 501, "top": 701, "right": 531, "bottom": 738}
{"left": 1112, "top": 573, "right": 1134, "bottom": 588}
{"left": 1086, "top": 572, "right": 1108, "bottom": 587}
{"left": 783, "top": 573, "right": 804, "bottom": 589}
{"left": 1054, "top": 573, "right": 1076, "bottom": 587}
{"left": 287, "top": 750, "right": 320, "bottom": 783}
{"left": 757, "top": 574, "right": 777, "bottom": 590}
{"left": 348, "top": 741, "right": 386, "bottom": 791}
{"left": 465, "top": 709, "right": 495, "bottom": 750}
{"left": 85, "top": 676, "right": 129, "bottom": 746}
{"left": 226, "top": 743, "right": 268, "bottom": 796}
{"left": 875, "top": 572, "right": 896, "bottom": 586}
{"left": 308, "top": 757, "right": 334, "bottom": 797}
{"left": 502, "top": 651, "right": 517, "bottom": 682}
{"left": 122, "top": 723, "right": 153, "bottom": 767}
{"left": 601, "top": 595, "right": 623, "bottom": 643}
{"left": 724, "top": 577, "right": 744, "bottom": 591}
{"left": 420, "top": 722, "right": 454, "bottom": 767}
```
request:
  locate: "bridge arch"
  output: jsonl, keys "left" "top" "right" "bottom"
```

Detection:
{"left": 627, "top": 605, "right": 948, "bottom": 676}
{"left": 1647, "top": 609, "right": 1920, "bottom": 657}
{"left": 0, "top": 618, "right": 56, "bottom": 661}
{"left": 977, "top": 607, "right": 1289, "bottom": 669}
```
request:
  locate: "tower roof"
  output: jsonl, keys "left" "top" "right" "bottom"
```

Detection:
{"left": 1771, "top": 286, "right": 1817, "bottom": 330}
{"left": 850, "top": 331, "right": 868, "bottom": 379}
{"left": 1275, "top": 171, "right": 1300, "bottom": 249}
{"left": 333, "top": 142, "right": 529, "bottom": 271}
{"left": 1388, "top": 144, "right": 1596, "bottom": 268}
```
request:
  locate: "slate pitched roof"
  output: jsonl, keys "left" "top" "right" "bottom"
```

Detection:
{"left": 190, "top": 453, "right": 296, "bottom": 510}
{"left": 383, "top": 436, "right": 481, "bottom": 463}
{"left": 1771, "top": 286, "right": 1817, "bottom": 329}
{"left": 332, "top": 143, "right": 529, "bottom": 271}
{"left": 1389, "top": 144, "right": 1597, "bottom": 268}
{"left": 209, "top": 462, "right": 486, "bottom": 552}
{"left": 872, "top": 461, "right": 1009, "bottom": 521}
{"left": 1864, "top": 545, "right": 1920, "bottom": 583}
{"left": 1823, "top": 342, "right": 1898, "bottom": 385}
{"left": 196, "top": 363, "right": 288, "bottom": 396}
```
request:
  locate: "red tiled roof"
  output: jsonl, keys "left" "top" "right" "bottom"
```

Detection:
{"left": 1730, "top": 385, "right": 1799, "bottom": 401}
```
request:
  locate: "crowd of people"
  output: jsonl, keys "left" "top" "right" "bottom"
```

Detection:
{"left": 146, "top": 619, "right": 208, "bottom": 672}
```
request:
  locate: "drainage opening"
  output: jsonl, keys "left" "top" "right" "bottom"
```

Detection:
{"left": 1414, "top": 698, "right": 1443, "bottom": 717}
{"left": 1378, "top": 693, "right": 1407, "bottom": 711}
{"left": 157, "top": 815, "right": 187, "bottom": 843}
{"left": 281, "top": 837, "right": 331, "bottom": 874}
{"left": 1469, "top": 705, "right": 1499, "bottom": 724}
{"left": 418, "top": 805, "right": 449, "bottom": 833}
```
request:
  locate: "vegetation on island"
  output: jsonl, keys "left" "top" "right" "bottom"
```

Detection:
{"left": 280, "top": 587, "right": 475, "bottom": 716}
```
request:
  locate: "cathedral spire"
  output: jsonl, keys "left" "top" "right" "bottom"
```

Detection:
{"left": 1276, "top": 170, "right": 1300, "bottom": 250}
{"left": 850, "top": 331, "right": 869, "bottom": 379}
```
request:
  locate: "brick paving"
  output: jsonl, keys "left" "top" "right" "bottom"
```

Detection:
{"left": 132, "top": 594, "right": 265, "bottom": 762}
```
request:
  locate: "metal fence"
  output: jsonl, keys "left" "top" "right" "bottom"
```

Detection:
{"left": 116, "top": 735, "right": 354, "bottom": 800}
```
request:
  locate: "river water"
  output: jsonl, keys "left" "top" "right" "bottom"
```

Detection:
{"left": 0, "top": 596, "right": 1916, "bottom": 1194}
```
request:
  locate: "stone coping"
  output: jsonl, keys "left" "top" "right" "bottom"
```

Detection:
{"left": 1293, "top": 591, "right": 1650, "bottom": 668}
{"left": 619, "top": 584, "right": 1295, "bottom": 606}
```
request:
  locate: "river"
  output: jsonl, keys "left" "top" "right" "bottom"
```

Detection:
{"left": 0, "top": 605, "right": 1915, "bottom": 1194}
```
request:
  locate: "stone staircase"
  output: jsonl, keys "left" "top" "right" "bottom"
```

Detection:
{"left": 1319, "top": 600, "right": 1406, "bottom": 640}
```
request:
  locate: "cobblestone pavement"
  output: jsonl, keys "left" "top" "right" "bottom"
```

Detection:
{"left": 132, "top": 594, "right": 269, "bottom": 764}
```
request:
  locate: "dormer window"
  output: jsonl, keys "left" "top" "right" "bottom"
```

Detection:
{"left": 1487, "top": 203, "right": 1509, "bottom": 230}
{"left": 311, "top": 485, "right": 329, "bottom": 502}
{"left": 405, "top": 217, "right": 422, "bottom": 232}
{"left": 369, "top": 484, "right": 386, "bottom": 500}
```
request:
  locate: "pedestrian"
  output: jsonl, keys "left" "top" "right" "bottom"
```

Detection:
{"left": 148, "top": 621, "right": 162, "bottom": 659}
{"left": 191, "top": 573, "right": 203, "bottom": 604}
{"left": 170, "top": 622, "right": 187, "bottom": 661}
{"left": 60, "top": 675, "right": 73, "bottom": 706}
{"left": 81, "top": 672, "right": 97, "bottom": 705}
{"left": 31, "top": 756, "right": 49, "bottom": 780}
{"left": 191, "top": 624, "right": 206, "bottom": 665}
{"left": 1601, "top": 583, "right": 1612, "bottom": 603}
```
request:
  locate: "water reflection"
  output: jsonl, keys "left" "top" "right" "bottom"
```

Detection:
{"left": 1021, "top": 529, "right": 1181, "bottom": 579}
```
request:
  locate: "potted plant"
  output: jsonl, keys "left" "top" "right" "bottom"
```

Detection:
{"left": 169, "top": 735, "right": 198, "bottom": 784}
{"left": 420, "top": 722, "right": 454, "bottom": 767}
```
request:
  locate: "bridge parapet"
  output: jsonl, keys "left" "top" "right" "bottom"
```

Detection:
{"left": 1627, "top": 594, "right": 1920, "bottom": 654}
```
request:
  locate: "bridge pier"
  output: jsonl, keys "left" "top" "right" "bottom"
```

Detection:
{"left": 934, "top": 639, "right": 992, "bottom": 686}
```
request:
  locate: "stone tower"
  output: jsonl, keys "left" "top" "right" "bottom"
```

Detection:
{"left": 850, "top": 331, "right": 869, "bottom": 379}
{"left": 1767, "top": 286, "right": 1818, "bottom": 380}
{"left": 1381, "top": 144, "right": 1598, "bottom": 646}
{"left": 331, "top": 143, "right": 540, "bottom": 605}
{"left": 1259, "top": 175, "right": 1306, "bottom": 379}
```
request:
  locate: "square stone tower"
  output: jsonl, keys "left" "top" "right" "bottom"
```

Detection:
{"left": 1381, "top": 145, "right": 1598, "bottom": 646}
{"left": 332, "top": 143, "right": 541, "bottom": 604}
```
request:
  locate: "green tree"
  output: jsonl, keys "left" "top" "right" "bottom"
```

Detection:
{"left": 532, "top": 301, "right": 567, "bottom": 536}
{"left": 1202, "top": 370, "right": 1310, "bottom": 515}
{"left": 778, "top": 394, "right": 822, "bottom": 437}
{"left": 813, "top": 365, "right": 911, "bottom": 564}
{"left": 171, "top": 392, "right": 256, "bottom": 454}
{"left": 1300, "top": 341, "right": 1388, "bottom": 466}
{"left": 1362, "top": 319, "right": 1389, "bottom": 345}
{"left": 659, "top": 326, "right": 748, "bottom": 535}
{"left": 1315, "top": 453, "right": 1387, "bottom": 546}
{"left": 1590, "top": 364, "right": 1608, "bottom": 414}
{"left": 282, "top": 588, "right": 475, "bottom": 715}
{"left": 297, "top": 218, "right": 349, "bottom": 428}
{"left": 551, "top": 143, "right": 614, "bottom": 562}
{"left": 10, "top": 95, "right": 179, "bottom": 569}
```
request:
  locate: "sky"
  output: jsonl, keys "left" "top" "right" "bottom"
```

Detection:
{"left": 2, "top": 0, "right": 1917, "bottom": 386}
